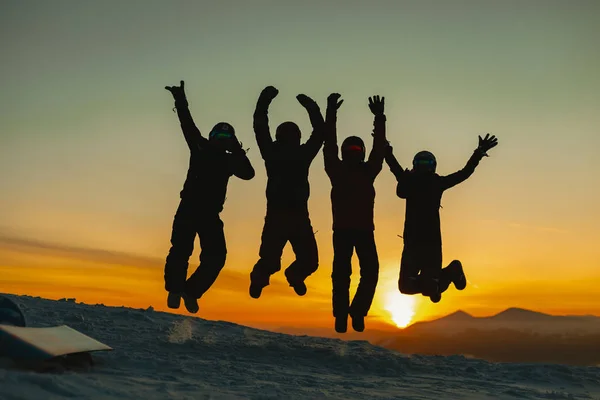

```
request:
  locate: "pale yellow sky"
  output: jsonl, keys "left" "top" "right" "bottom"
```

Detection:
{"left": 1, "top": 0, "right": 599, "bottom": 330}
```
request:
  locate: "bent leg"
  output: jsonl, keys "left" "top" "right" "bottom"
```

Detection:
{"left": 440, "top": 259, "right": 466, "bottom": 292}
{"left": 331, "top": 230, "right": 354, "bottom": 318}
{"left": 286, "top": 216, "right": 319, "bottom": 284}
{"left": 350, "top": 231, "right": 380, "bottom": 317}
{"left": 164, "top": 200, "right": 197, "bottom": 294}
{"left": 250, "top": 215, "right": 288, "bottom": 297}
{"left": 185, "top": 214, "right": 227, "bottom": 299}
{"left": 398, "top": 244, "right": 421, "bottom": 295}
{"left": 418, "top": 246, "right": 443, "bottom": 296}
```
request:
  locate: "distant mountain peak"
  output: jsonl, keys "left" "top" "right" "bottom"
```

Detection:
{"left": 505, "top": 307, "right": 535, "bottom": 313}
{"left": 451, "top": 310, "right": 473, "bottom": 317}
{"left": 501, "top": 307, "right": 543, "bottom": 315}
{"left": 440, "top": 310, "right": 474, "bottom": 320}
{"left": 492, "top": 308, "right": 550, "bottom": 319}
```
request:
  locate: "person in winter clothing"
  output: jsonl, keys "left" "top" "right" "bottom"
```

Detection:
{"left": 163, "top": 80, "right": 255, "bottom": 313}
{"left": 385, "top": 133, "right": 498, "bottom": 303}
{"left": 249, "top": 86, "right": 326, "bottom": 299}
{"left": 322, "top": 93, "right": 388, "bottom": 333}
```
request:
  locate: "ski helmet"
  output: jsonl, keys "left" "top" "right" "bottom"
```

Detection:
{"left": 209, "top": 122, "right": 236, "bottom": 140}
{"left": 341, "top": 136, "right": 366, "bottom": 162}
{"left": 275, "top": 122, "right": 301, "bottom": 146}
{"left": 412, "top": 150, "right": 436, "bottom": 173}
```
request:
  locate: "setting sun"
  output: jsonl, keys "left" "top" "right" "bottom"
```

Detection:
{"left": 384, "top": 291, "right": 416, "bottom": 328}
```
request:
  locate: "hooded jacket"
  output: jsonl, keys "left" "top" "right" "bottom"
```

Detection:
{"left": 323, "top": 107, "right": 387, "bottom": 231}
{"left": 253, "top": 103, "right": 324, "bottom": 214}
{"left": 174, "top": 100, "right": 255, "bottom": 214}
{"left": 385, "top": 148, "right": 485, "bottom": 246}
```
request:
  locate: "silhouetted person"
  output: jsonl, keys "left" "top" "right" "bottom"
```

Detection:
{"left": 163, "top": 80, "right": 255, "bottom": 313}
{"left": 249, "top": 86, "right": 326, "bottom": 299}
{"left": 323, "top": 94, "right": 387, "bottom": 333}
{"left": 385, "top": 134, "right": 498, "bottom": 302}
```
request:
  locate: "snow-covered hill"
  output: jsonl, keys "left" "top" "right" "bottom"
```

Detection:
{"left": 1, "top": 293, "right": 599, "bottom": 400}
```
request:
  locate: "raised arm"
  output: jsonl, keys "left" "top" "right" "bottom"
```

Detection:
{"left": 384, "top": 144, "right": 411, "bottom": 198}
{"left": 440, "top": 133, "right": 498, "bottom": 191}
{"left": 297, "top": 94, "right": 325, "bottom": 162}
{"left": 384, "top": 144, "right": 405, "bottom": 179}
{"left": 323, "top": 93, "right": 344, "bottom": 176}
{"left": 365, "top": 95, "right": 387, "bottom": 178}
{"left": 165, "top": 80, "right": 208, "bottom": 153}
{"left": 253, "top": 86, "right": 279, "bottom": 160}
{"left": 226, "top": 137, "right": 256, "bottom": 181}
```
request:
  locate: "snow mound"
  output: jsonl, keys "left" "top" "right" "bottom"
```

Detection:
{"left": 1, "top": 293, "right": 599, "bottom": 400}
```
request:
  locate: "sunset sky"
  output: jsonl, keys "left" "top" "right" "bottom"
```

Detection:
{"left": 1, "top": 0, "right": 599, "bottom": 333}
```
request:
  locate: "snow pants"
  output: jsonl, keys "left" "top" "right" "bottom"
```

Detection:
{"left": 331, "top": 229, "right": 379, "bottom": 318}
{"left": 250, "top": 209, "right": 319, "bottom": 287}
{"left": 164, "top": 198, "right": 227, "bottom": 299}
{"left": 398, "top": 243, "right": 456, "bottom": 295}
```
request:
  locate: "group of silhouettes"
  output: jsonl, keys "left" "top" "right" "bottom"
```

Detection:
{"left": 162, "top": 80, "right": 499, "bottom": 333}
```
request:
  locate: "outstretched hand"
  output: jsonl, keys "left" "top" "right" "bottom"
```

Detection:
{"left": 297, "top": 94, "right": 318, "bottom": 109}
{"left": 477, "top": 133, "right": 498, "bottom": 156}
{"left": 327, "top": 93, "right": 344, "bottom": 110}
{"left": 259, "top": 86, "right": 279, "bottom": 103}
{"left": 368, "top": 95, "right": 385, "bottom": 116}
{"left": 165, "top": 80, "right": 186, "bottom": 99}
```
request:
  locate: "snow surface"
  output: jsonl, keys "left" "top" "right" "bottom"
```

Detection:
{"left": 1, "top": 294, "right": 599, "bottom": 400}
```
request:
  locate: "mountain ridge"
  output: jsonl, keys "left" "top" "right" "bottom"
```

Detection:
{"left": 402, "top": 307, "right": 600, "bottom": 335}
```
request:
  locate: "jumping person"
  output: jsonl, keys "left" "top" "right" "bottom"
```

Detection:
{"left": 163, "top": 80, "right": 255, "bottom": 313}
{"left": 384, "top": 133, "right": 498, "bottom": 303}
{"left": 322, "top": 93, "right": 388, "bottom": 333}
{"left": 249, "top": 86, "right": 326, "bottom": 299}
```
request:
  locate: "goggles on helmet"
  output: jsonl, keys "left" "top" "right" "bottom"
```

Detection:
{"left": 414, "top": 158, "right": 435, "bottom": 166}
{"left": 209, "top": 130, "right": 234, "bottom": 140}
{"left": 345, "top": 145, "right": 364, "bottom": 152}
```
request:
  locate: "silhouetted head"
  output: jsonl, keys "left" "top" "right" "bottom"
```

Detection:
{"left": 209, "top": 122, "right": 236, "bottom": 151}
{"left": 275, "top": 122, "right": 301, "bottom": 148}
{"left": 412, "top": 150, "right": 437, "bottom": 174}
{"left": 341, "top": 136, "right": 366, "bottom": 163}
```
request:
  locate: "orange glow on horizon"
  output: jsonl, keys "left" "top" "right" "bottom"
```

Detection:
{"left": 1, "top": 231, "right": 599, "bottom": 335}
